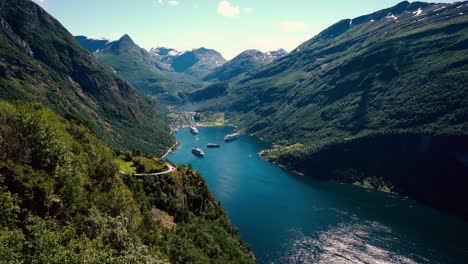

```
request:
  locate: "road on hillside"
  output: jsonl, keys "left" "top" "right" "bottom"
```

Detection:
{"left": 119, "top": 163, "right": 177, "bottom": 176}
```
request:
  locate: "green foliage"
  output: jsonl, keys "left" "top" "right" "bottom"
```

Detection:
{"left": 141, "top": 166, "right": 254, "bottom": 263}
{"left": 94, "top": 35, "right": 205, "bottom": 96}
{"left": 0, "top": 101, "right": 255, "bottom": 263}
{"left": 191, "top": 3, "right": 468, "bottom": 218}
{"left": 115, "top": 156, "right": 137, "bottom": 174}
{"left": 201, "top": 2, "right": 468, "bottom": 151}
{"left": 204, "top": 49, "right": 285, "bottom": 82}
{"left": 198, "top": 3, "right": 468, "bottom": 170}
{"left": 0, "top": 228, "right": 24, "bottom": 263}
{"left": 0, "top": 0, "right": 174, "bottom": 156}
{"left": 134, "top": 157, "right": 166, "bottom": 173}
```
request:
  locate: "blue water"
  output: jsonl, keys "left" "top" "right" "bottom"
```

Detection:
{"left": 168, "top": 126, "right": 468, "bottom": 263}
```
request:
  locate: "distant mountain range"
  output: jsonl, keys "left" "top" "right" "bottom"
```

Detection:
{"left": 150, "top": 47, "right": 226, "bottom": 75}
{"left": 194, "top": 1, "right": 468, "bottom": 219}
{"left": 75, "top": 35, "right": 287, "bottom": 100}
{"left": 76, "top": 35, "right": 226, "bottom": 97}
{"left": 74, "top": 35, "right": 114, "bottom": 52}
{"left": 205, "top": 49, "right": 287, "bottom": 82}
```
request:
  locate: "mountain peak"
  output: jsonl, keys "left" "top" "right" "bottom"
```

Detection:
{"left": 150, "top": 47, "right": 180, "bottom": 57}
{"left": 119, "top": 34, "right": 134, "bottom": 44}
{"left": 267, "top": 49, "right": 288, "bottom": 58}
{"left": 101, "top": 34, "right": 139, "bottom": 53}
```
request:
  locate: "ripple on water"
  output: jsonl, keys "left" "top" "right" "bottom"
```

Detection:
{"left": 273, "top": 220, "right": 432, "bottom": 264}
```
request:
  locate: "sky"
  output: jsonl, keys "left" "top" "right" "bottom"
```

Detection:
{"left": 33, "top": 0, "right": 455, "bottom": 59}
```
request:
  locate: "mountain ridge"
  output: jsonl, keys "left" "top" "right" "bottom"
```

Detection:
{"left": 0, "top": 0, "right": 173, "bottom": 155}
{"left": 204, "top": 48, "right": 287, "bottom": 82}
{"left": 194, "top": 1, "right": 468, "bottom": 219}
{"left": 77, "top": 34, "right": 226, "bottom": 97}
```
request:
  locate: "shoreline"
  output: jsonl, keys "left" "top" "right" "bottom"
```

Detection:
{"left": 162, "top": 140, "right": 180, "bottom": 160}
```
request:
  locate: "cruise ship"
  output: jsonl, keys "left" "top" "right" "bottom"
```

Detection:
{"left": 192, "top": 147, "right": 204, "bottom": 157}
{"left": 190, "top": 126, "right": 198, "bottom": 135}
{"left": 224, "top": 132, "right": 241, "bottom": 142}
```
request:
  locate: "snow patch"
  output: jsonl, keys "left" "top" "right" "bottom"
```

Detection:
{"left": 413, "top": 8, "right": 423, "bottom": 17}
{"left": 87, "top": 36, "right": 110, "bottom": 41}
{"left": 433, "top": 6, "right": 447, "bottom": 12}
{"left": 168, "top": 50, "right": 179, "bottom": 56}
{"left": 385, "top": 13, "right": 398, "bottom": 20}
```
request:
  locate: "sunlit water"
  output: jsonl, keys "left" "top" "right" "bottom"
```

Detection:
{"left": 168, "top": 126, "right": 468, "bottom": 264}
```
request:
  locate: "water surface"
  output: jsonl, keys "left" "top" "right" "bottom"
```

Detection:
{"left": 168, "top": 126, "right": 468, "bottom": 263}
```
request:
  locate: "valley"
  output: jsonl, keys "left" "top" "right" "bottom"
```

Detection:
{"left": 1, "top": 0, "right": 467, "bottom": 263}
{"left": 168, "top": 126, "right": 468, "bottom": 263}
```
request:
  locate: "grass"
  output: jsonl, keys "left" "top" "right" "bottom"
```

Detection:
{"left": 201, "top": 112, "right": 225, "bottom": 126}
{"left": 166, "top": 112, "right": 178, "bottom": 118}
{"left": 134, "top": 156, "right": 165, "bottom": 173}
{"left": 114, "top": 155, "right": 166, "bottom": 174}
{"left": 114, "top": 156, "right": 136, "bottom": 174}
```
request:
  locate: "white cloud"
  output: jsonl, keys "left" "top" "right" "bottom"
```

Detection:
{"left": 217, "top": 1, "right": 240, "bottom": 17}
{"left": 280, "top": 21, "right": 306, "bottom": 32}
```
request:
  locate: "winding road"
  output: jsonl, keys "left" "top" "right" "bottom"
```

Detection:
{"left": 119, "top": 163, "right": 177, "bottom": 176}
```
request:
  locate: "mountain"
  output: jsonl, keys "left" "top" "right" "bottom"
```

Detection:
{"left": 75, "top": 36, "right": 215, "bottom": 98}
{"left": 0, "top": 0, "right": 173, "bottom": 155}
{"left": 266, "top": 49, "right": 288, "bottom": 58}
{"left": 149, "top": 47, "right": 181, "bottom": 63}
{"left": 149, "top": 47, "right": 227, "bottom": 79}
{"left": 74, "top": 35, "right": 113, "bottom": 52}
{"left": 196, "top": 1, "right": 468, "bottom": 219}
{"left": 0, "top": 101, "right": 255, "bottom": 263}
{"left": 75, "top": 34, "right": 227, "bottom": 99}
{"left": 205, "top": 49, "right": 287, "bottom": 82}
{"left": 150, "top": 47, "right": 179, "bottom": 56}
{"left": 171, "top": 48, "right": 226, "bottom": 76}
{"left": 93, "top": 34, "right": 181, "bottom": 95}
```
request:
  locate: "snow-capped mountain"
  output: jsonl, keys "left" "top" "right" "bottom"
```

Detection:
{"left": 266, "top": 49, "right": 288, "bottom": 59}
{"left": 150, "top": 47, "right": 227, "bottom": 77}
{"left": 204, "top": 49, "right": 288, "bottom": 81}
{"left": 74, "top": 35, "right": 114, "bottom": 52}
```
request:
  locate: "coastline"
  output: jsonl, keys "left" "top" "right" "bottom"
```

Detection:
{"left": 162, "top": 140, "right": 180, "bottom": 160}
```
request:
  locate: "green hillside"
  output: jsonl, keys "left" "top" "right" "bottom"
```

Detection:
{"left": 204, "top": 49, "right": 287, "bottom": 82}
{"left": 0, "top": 101, "right": 255, "bottom": 263}
{"left": 198, "top": 1, "right": 468, "bottom": 149}
{"left": 195, "top": 1, "right": 468, "bottom": 218}
{"left": 214, "top": 2, "right": 468, "bottom": 146}
{"left": 0, "top": 0, "right": 174, "bottom": 156}
{"left": 95, "top": 35, "right": 203, "bottom": 96}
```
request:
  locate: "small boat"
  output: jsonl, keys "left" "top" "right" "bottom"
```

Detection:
{"left": 190, "top": 126, "right": 198, "bottom": 135}
{"left": 224, "top": 132, "right": 241, "bottom": 142}
{"left": 206, "top": 143, "right": 221, "bottom": 148}
{"left": 192, "top": 147, "right": 204, "bottom": 157}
